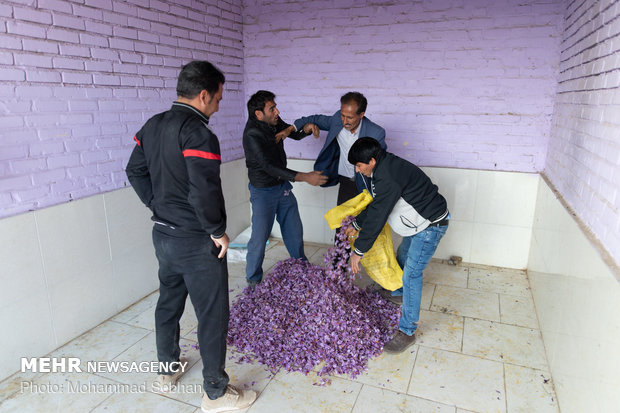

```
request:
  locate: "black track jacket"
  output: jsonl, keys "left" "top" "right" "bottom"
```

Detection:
{"left": 125, "top": 102, "right": 226, "bottom": 237}
{"left": 242, "top": 117, "right": 309, "bottom": 188}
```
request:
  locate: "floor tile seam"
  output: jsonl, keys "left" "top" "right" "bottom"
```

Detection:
{"left": 87, "top": 391, "right": 116, "bottom": 413}
{"left": 111, "top": 307, "right": 157, "bottom": 325}
{"left": 405, "top": 343, "right": 420, "bottom": 395}
{"left": 462, "top": 315, "right": 542, "bottom": 332}
{"left": 434, "top": 283, "right": 529, "bottom": 296}
{"left": 493, "top": 317, "right": 541, "bottom": 330}
{"left": 499, "top": 360, "right": 553, "bottom": 374}
{"left": 108, "top": 320, "right": 155, "bottom": 336}
{"left": 460, "top": 313, "right": 466, "bottom": 353}
{"left": 23, "top": 322, "right": 151, "bottom": 379}
{"left": 427, "top": 309, "right": 500, "bottom": 324}
{"left": 502, "top": 362, "right": 508, "bottom": 413}
{"left": 458, "top": 349, "right": 551, "bottom": 372}
{"left": 345, "top": 381, "right": 365, "bottom": 413}
{"left": 103, "top": 328, "right": 153, "bottom": 365}
{"left": 415, "top": 345, "right": 506, "bottom": 367}
{"left": 363, "top": 380, "right": 460, "bottom": 411}
{"left": 157, "top": 390, "right": 203, "bottom": 409}
{"left": 524, "top": 274, "right": 557, "bottom": 397}
{"left": 428, "top": 282, "right": 438, "bottom": 313}
{"left": 497, "top": 290, "right": 537, "bottom": 301}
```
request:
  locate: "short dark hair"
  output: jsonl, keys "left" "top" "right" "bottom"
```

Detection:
{"left": 348, "top": 137, "right": 383, "bottom": 165}
{"left": 247, "top": 90, "right": 275, "bottom": 120}
{"left": 176, "top": 61, "right": 225, "bottom": 99}
{"left": 340, "top": 91, "right": 367, "bottom": 114}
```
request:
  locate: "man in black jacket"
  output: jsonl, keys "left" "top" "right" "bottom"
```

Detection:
{"left": 126, "top": 61, "right": 256, "bottom": 412}
{"left": 345, "top": 137, "right": 449, "bottom": 354}
{"left": 243, "top": 90, "right": 327, "bottom": 287}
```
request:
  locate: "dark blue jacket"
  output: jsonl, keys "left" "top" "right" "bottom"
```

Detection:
{"left": 294, "top": 111, "right": 386, "bottom": 191}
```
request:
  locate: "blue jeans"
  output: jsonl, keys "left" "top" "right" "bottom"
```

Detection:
{"left": 393, "top": 224, "right": 448, "bottom": 335}
{"left": 246, "top": 181, "right": 306, "bottom": 282}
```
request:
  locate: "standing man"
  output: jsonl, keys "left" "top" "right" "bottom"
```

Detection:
{"left": 126, "top": 61, "right": 256, "bottom": 412}
{"left": 243, "top": 90, "right": 327, "bottom": 288}
{"left": 293, "top": 92, "right": 386, "bottom": 206}
{"left": 346, "top": 138, "right": 449, "bottom": 354}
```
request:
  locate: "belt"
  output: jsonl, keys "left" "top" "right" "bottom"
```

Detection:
{"left": 429, "top": 216, "right": 449, "bottom": 227}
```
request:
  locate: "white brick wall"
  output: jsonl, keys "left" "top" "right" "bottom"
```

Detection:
{"left": 0, "top": 0, "right": 245, "bottom": 218}
{"left": 545, "top": 0, "right": 620, "bottom": 267}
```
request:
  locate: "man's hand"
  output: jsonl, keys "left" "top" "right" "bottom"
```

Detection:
{"left": 350, "top": 252, "right": 362, "bottom": 274}
{"left": 275, "top": 125, "right": 295, "bottom": 143}
{"left": 345, "top": 226, "right": 358, "bottom": 240}
{"left": 295, "top": 170, "right": 328, "bottom": 186}
{"left": 211, "top": 233, "right": 230, "bottom": 258}
{"left": 302, "top": 123, "right": 320, "bottom": 138}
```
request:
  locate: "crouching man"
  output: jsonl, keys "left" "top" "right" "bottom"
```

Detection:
{"left": 346, "top": 137, "right": 449, "bottom": 354}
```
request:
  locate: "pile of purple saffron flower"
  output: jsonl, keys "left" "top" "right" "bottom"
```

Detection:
{"left": 227, "top": 216, "right": 400, "bottom": 379}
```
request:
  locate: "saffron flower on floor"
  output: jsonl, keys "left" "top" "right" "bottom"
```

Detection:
{"left": 227, "top": 217, "right": 400, "bottom": 380}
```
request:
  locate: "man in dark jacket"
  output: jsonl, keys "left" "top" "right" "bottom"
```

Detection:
{"left": 345, "top": 137, "right": 449, "bottom": 354}
{"left": 126, "top": 61, "right": 256, "bottom": 412}
{"left": 293, "top": 92, "right": 386, "bottom": 205}
{"left": 243, "top": 90, "right": 327, "bottom": 287}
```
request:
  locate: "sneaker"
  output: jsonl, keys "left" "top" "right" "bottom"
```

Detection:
{"left": 247, "top": 280, "right": 260, "bottom": 291}
{"left": 378, "top": 288, "right": 403, "bottom": 305}
{"left": 383, "top": 330, "right": 416, "bottom": 354}
{"left": 201, "top": 385, "right": 257, "bottom": 413}
{"left": 153, "top": 357, "right": 189, "bottom": 392}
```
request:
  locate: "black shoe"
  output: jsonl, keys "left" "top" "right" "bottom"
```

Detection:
{"left": 378, "top": 288, "right": 403, "bottom": 305}
{"left": 383, "top": 330, "right": 416, "bottom": 354}
{"left": 247, "top": 280, "right": 260, "bottom": 291}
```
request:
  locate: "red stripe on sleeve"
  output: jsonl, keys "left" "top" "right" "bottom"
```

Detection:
{"left": 182, "top": 149, "right": 221, "bottom": 161}
{"left": 133, "top": 135, "right": 140, "bottom": 146}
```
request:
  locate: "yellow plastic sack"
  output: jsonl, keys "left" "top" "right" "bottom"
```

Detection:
{"left": 324, "top": 190, "right": 403, "bottom": 291}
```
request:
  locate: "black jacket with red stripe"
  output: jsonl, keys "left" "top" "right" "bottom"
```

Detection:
{"left": 125, "top": 102, "right": 226, "bottom": 237}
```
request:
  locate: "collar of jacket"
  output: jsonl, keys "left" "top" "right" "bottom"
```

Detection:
{"left": 171, "top": 101, "right": 210, "bottom": 124}
{"left": 247, "top": 117, "right": 277, "bottom": 134}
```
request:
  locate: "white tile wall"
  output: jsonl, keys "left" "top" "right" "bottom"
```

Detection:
{"left": 285, "top": 160, "right": 538, "bottom": 269}
{"left": 0, "top": 159, "right": 250, "bottom": 381}
{"left": 104, "top": 189, "right": 159, "bottom": 314}
{"left": 35, "top": 196, "right": 117, "bottom": 345}
{"left": 528, "top": 178, "right": 620, "bottom": 413}
{"left": 220, "top": 160, "right": 251, "bottom": 240}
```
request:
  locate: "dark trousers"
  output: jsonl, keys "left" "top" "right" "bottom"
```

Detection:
{"left": 337, "top": 175, "right": 359, "bottom": 206}
{"left": 152, "top": 228, "right": 229, "bottom": 399}
{"left": 335, "top": 175, "right": 359, "bottom": 244}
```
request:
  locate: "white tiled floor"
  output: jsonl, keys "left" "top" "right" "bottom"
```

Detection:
{"left": 0, "top": 240, "right": 559, "bottom": 413}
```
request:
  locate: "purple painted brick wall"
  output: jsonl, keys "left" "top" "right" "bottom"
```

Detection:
{"left": 0, "top": 0, "right": 244, "bottom": 218}
{"left": 545, "top": 0, "right": 620, "bottom": 266}
{"left": 243, "top": 0, "right": 564, "bottom": 171}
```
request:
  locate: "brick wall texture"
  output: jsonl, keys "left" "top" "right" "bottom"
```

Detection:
{"left": 1, "top": 0, "right": 619, "bottom": 267}
{"left": 545, "top": 0, "right": 620, "bottom": 265}
{"left": 0, "top": 0, "right": 244, "bottom": 217}
{"left": 243, "top": 0, "right": 564, "bottom": 171}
